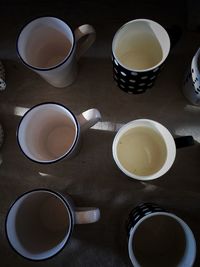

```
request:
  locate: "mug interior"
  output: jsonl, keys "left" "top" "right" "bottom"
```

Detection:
{"left": 6, "top": 190, "right": 72, "bottom": 260}
{"left": 17, "top": 17, "right": 74, "bottom": 69}
{"left": 112, "top": 119, "right": 176, "bottom": 180}
{"left": 17, "top": 103, "right": 78, "bottom": 163}
{"left": 128, "top": 212, "right": 196, "bottom": 267}
{"left": 112, "top": 19, "right": 170, "bottom": 71}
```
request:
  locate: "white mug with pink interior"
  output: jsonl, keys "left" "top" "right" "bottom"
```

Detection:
{"left": 17, "top": 102, "right": 101, "bottom": 163}
{"left": 16, "top": 16, "right": 96, "bottom": 87}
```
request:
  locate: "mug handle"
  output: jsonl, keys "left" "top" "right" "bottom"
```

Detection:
{"left": 77, "top": 108, "right": 101, "bottom": 132}
{"left": 75, "top": 207, "right": 100, "bottom": 224}
{"left": 74, "top": 24, "right": 96, "bottom": 60}
{"left": 174, "top": 135, "right": 194, "bottom": 148}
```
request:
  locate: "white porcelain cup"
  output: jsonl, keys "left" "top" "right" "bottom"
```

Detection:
{"left": 17, "top": 102, "right": 101, "bottom": 163}
{"left": 112, "top": 119, "right": 193, "bottom": 181}
{"left": 5, "top": 189, "right": 100, "bottom": 261}
{"left": 127, "top": 203, "right": 196, "bottom": 267}
{"left": 16, "top": 17, "right": 96, "bottom": 87}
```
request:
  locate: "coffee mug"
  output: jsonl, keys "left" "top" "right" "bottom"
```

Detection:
{"left": 112, "top": 19, "right": 170, "bottom": 93}
{"left": 5, "top": 189, "right": 100, "bottom": 260}
{"left": 127, "top": 203, "right": 196, "bottom": 267}
{"left": 17, "top": 102, "right": 101, "bottom": 163}
{"left": 182, "top": 47, "right": 200, "bottom": 105}
{"left": 112, "top": 119, "right": 194, "bottom": 181}
{"left": 16, "top": 16, "right": 96, "bottom": 87}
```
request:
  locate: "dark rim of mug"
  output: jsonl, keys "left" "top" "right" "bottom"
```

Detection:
{"left": 5, "top": 188, "right": 74, "bottom": 261}
{"left": 16, "top": 102, "right": 80, "bottom": 164}
{"left": 111, "top": 18, "right": 170, "bottom": 73}
{"left": 16, "top": 16, "right": 76, "bottom": 71}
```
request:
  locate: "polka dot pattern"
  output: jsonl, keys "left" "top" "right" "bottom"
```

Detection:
{"left": 126, "top": 203, "right": 166, "bottom": 235}
{"left": 112, "top": 55, "right": 161, "bottom": 94}
{"left": 183, "top": 67, "right": 200, "bottom": 106}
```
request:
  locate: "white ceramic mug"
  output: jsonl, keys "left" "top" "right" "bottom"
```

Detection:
{"left": 16, "top": 16, "right": 96, "bottom": 87}
{"left": 112, "top": 19, "right": 170, "bottom": 93}
{"left": 112, "top": 119, "right": 193, "bottom": 181}
{"left": 127, "top": 203, "right": 196, "bottom": 267}
{"left": 17, "top": 102, "right": 101, "bottom": 163}
{"left": 5, "top": 189, "right": 100, "bottom": 260}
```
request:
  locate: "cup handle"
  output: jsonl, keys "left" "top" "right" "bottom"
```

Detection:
{"left": 74, "top": 24, "right": 96, "bottom": 60}
{"left": 75, "top": 207, "right": 100, "bottom": 224}
{"left": 77, "top": 108, "right": 101, "bottom": 132}
{"left": 174, "top": 135, "right": 194, "bottom": 148}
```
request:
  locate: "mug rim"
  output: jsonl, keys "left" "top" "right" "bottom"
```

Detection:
{"left": 128, "top": 211, "right": 196, "bottom": 267}
{"left": 16, "top": 16, "right": 76, "bottom": 71}
{"left": 112, "top": 119, "right": 176, "bottom": 181}
{"left": 5, "top": 188, "right": 74, "bottom": 261}
{"left": 112, "top": 18, "right": 170, "bottom": 72}
{"left": 16, "top": 102, "right": 80, "bottom": 164}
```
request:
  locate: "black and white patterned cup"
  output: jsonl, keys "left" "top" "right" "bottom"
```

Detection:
{"left": 5, "top": 189, "right": 100, "bottom": 260}
{"left": 126, "top": 203, "right": 196, "bottom": 267}
{"left": 182, "top": 48, "right": 200, "bottom": 105}
{"left": 112, "top": 19, "right": 170, "bottom": 94}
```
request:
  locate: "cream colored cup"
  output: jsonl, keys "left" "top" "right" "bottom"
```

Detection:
{"left": 112, "top": 119, "right": 176, "bottom": 181}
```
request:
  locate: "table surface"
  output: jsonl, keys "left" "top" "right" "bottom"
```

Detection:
{"left": 0, "top": 0, "right": 200, "bottom": 266}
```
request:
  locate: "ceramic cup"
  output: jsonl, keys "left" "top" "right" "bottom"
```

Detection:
{"left": 16, "top": 16, "right": 96, "bottom": 87}
{"left": 182, "top": 47, "right": 200, "bottom": 105}
{"left": 112, "top": 119, "right": 194, "bottom": 181}
{"left": 5, "top": 189, "right": 100, "bottom": 260}
{"left": 17, "top": 102, "right": 101, "bottom": 163}
{"left": 127, "top": 203, "right": 196, "bottom": 267}
{"left": 112, "top": 19, "right": 170, "bottom": 93}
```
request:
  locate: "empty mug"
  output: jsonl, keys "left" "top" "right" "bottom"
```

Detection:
{"left": 112, "top": 19, "right": 170, "bottom": 93}
{"left": 17, "top": 16, "right": 96, "bottom": 87}
{"left": 127, "top": 203, "right": 196, "bottom": 267}
{"left": 112, "top": 119, "right": 194, "bottom": 181}
{"left": 17, "top": 102, "right": 101, "bottom": 163}
{"left": 5, "top": 189, "right": 100, "bottom": 260}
